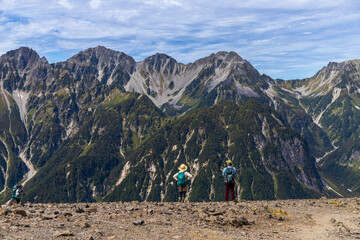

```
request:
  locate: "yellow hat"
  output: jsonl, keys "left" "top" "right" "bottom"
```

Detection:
{"left": 178, "top": 163, "right": 188, "bottom": 172}
{"left": 226, "top": 160, "right": 232, "bottom": 165}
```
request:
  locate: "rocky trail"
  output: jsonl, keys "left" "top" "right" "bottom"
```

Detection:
{"left": 1, "top": 198, "right": 360, "bottom": 239}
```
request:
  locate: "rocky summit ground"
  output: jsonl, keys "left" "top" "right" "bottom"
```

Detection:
{"left": 1, "top": 197, "right": 360, "bottom": 239}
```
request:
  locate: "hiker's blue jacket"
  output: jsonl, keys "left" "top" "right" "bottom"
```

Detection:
{"left": 222, "top": 166, "right": 236, "bottom": 177}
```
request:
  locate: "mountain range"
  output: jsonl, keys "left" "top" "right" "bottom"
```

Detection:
{"left": 0, "top": 46, "right": 359, "bottom": 203}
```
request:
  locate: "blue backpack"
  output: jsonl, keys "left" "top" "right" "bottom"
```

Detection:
{"left": 177, "top": 172, "right": 187, "bottom": 187}
{"left": 12, "top": 185, "right": 20, "bottom": 198}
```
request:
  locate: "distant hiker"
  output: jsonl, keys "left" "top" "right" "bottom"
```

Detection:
{"left": 11, "top": 185, "right": 24, "bottom": 204}
{"left": 173, "top": 163, "right": 192, "bottom": 202}
{"left": 222, "top": 160, "right": 236, "bottom": 202}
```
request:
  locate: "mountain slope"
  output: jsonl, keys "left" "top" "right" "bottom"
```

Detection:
{"left": 0, "top": 46, "right": 358, "bottom": 202}
{"left": 105, "top": 100, "right": 324, "bottom": 202}
{"left": 22, "top": 99, "right": 324, "bottom": 203}
{"left": 23, "top": 91, "right": 164, "bottom": 202}
{"left": 271, "top": 60, "right": 360, "bottom": 196}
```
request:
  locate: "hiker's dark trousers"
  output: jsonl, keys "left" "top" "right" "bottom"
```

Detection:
{"left": 225, "top": 182, "right": 235, "bottom": 201}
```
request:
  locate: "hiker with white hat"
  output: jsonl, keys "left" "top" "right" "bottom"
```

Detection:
{"left": 222, "top": 160, "right": 236, "bottom": 202}
{"left": 173, "top": 163, "right": 192, "bottom": 202}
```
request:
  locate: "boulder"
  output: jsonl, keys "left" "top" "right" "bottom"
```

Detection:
{"left": 87, "top": 208, "right": 97, "bottom": 213}
{"left": 64, "top": 212, "right": 73, "bottom": 217}
{"left": 133, "top": 219, "right": 145, "bottom": 226}
{"left": 41, "top": 215, "right": 53, "bottom": 220}
{"left": 228, "top": 216, "right": 251, "bottom": 227}
{"left": 76, "top": 207, "right": 85, "bottom": 213}
{"left": 14, "top": 210, "right": 27, "bottom": 217}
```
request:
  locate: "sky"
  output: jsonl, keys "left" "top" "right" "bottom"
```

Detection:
{"left": 0, "top": 0, "right": 359, "bottom": 80}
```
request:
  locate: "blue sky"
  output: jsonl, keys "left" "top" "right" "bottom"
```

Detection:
{"left": 0, "top": 0, "right": 359, "bottom": 79}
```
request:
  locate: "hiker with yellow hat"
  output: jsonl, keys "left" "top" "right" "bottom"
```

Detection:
{"left": 173, "top": 163, "right": 192, "bottom": 202}
{"left": 222, "top": 160, "right": 236, "bottom": 201}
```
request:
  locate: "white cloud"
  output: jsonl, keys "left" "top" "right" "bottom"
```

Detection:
{"left": 144, "top": 0, "right": 184, "bottom": 7}
{"left": 225, "top": 0, "right": 354, "bottom": 10}
{"left": 0, "top": 0, "right": 359, "bottom": 79}
{"left": 107, "top": 9, "right": 139, "bottom": 22}
{"left": 58, "top": 0, "right": 73, "bottom": 9}
{"left": 89, "top": 0, "right": 101, "bottom": 9}
{"left": 0, "top": 0, "right": 16, "bottom": 11}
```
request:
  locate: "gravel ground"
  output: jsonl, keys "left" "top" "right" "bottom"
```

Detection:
{"left": 1, "top": 197, "right": 360, "bottom": 239}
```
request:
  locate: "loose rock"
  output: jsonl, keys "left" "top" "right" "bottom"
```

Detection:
{"left": 55, "top": 231, "right": 75, "bottom": 237}
{"left": 133, "top": 219, "right": 145, "bottom": 226}
{"left": 87, "top": 208, "right": 97, "bottom": 213}
{"left": 76, "top": 208, "right": 85, "bottom": 213}
{"left": 64, "top": 212, "right": 72, "bottom": 217}
{"left": 82, "top": 222, "right": 91, "bottom": 228}
{"left": 14, "top": 210, "right": 27, "bottom": 217}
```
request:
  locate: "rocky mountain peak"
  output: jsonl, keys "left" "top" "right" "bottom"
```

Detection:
{"left": 223, "top": 51, "right": 244, "bottom": 62}
{"left": 68, "top": 46, "right": 132, "bottom": 65}
{"left": 145, "top": 53, "right": 174, "bottom": 61}
{"left": 210, "top": 51, "right": 243, "bottom": 61}
{"left": 142, "top": 53, "right": 178, "bottom": 74}
{"left": 0, "top": 47, "right": 42, "bottom": 74}
{"left": 2, "top": 47, "right": 39, "bottom": 60}
{"left": 213, "top": 51, "right": 229, "bottom": 58}
{"left": 60, "top": 46, "right": 136, "bottom": 85}
{"left": 296, "top": 59, "right": 360, "bottom": 97}
{"left": 84, "top": 45, "right": 124, "bottom": 59}
{"left": 325, "top": 59, "right": 360, "bottom": 71}
{"left": 193, "top": 51, "right": 245, "bottom": 72}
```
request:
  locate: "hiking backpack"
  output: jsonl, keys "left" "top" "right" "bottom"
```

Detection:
{"left": 12, "top": 185, "right": 19, "bottom": 197}
{"left": 177, "top": 172, "right": 187, "bottom": 187}
{"left": 224, "top": 167, "right": 234, "bottom": 183}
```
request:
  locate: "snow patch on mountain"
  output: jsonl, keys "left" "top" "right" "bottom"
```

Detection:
{"left": 116, "top": 161, "right": 131, "bottom": 186}
{"left": 124, "top": 67, "right": 145, "bottom": 94}
{"left": 64, "top": 120, "right": 77, "bottom": 140}
{"left": 20, "top": 151, "right": 37, "bottom": 186}
{"left": 295, "top": 85, "right": 312, "bottom": 97}
{"left": 206, "top": 67, "right": 231, "bottom": 91}
{"left": 124, "top": 51, "right": 253, "bottom": 108}
{"left": 12, "top": 90, "right": 30, "bottom": 124}
{"left": 125, "top": 62, "right": 201, "bottom": 107}
{"left": 297, "top": 70, "right": 339, "bottom": 97}
{"left": 321, "top": 178, "right": 344, "bottom": 197}
{"left": 314, "top": 87, "right": 341, "bottom": 126}
{"left": 145, "top": 163, "right": 157, "bottom": 199}
{"left": 316, "top": 144, "right": 338, "bottom": 163}
{"left": 264, "top": 84, "right": 278, "bottom": 101}
{"left": 98, "top": 68, "right": 105, "bottom": 83}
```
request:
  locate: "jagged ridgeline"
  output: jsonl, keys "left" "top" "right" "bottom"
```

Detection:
{"left": 0, "top": 46, "right": 359, "bottom": 202}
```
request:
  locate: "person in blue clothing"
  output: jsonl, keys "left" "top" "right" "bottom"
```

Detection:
{"left": 11, "top": 185, "right": 24, "bottom": 204}
{"left": 222, "top": 160, "right": 236, "bottom": 202}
